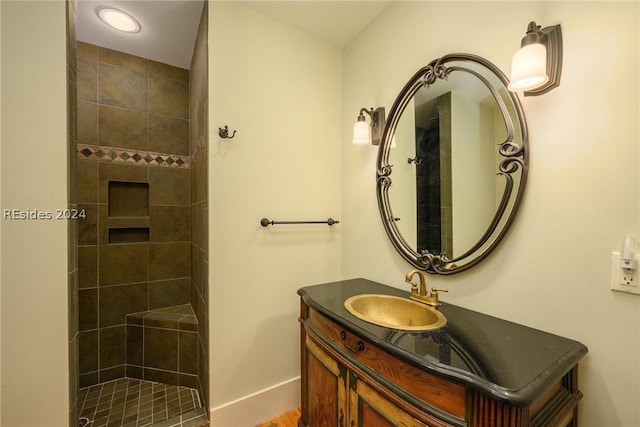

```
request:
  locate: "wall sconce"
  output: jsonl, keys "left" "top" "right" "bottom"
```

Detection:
{"left": 353, "top": 107, "right": 386, "bottom": 146}
{"left": 508, "top": 21, "right": 562, "bottom": 96}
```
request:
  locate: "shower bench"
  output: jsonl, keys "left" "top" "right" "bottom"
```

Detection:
{"left": 125, "top": 303, "right": 200, "bottom": 389}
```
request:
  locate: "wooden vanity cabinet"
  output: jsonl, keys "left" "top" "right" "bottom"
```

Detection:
{"left": 302, "top": 306, "right": 430, "bottom": 427}
{"left": 299, "top": 299, "right": 583, "bottom": 427}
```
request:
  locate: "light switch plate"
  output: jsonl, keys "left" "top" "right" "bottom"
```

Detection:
{"left": 611, "top": 252, "right": 640, "bottom": 295}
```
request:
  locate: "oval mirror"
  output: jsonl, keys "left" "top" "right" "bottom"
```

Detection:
{"left": 377, "top": 54, "right": 528, "bottom": 274}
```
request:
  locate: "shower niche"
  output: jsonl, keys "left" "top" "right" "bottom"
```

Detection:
{"left": 108, "top": 181, "right": 149, "bottom": 217}
{"left": 109, "top": 227, "right": 150, "bottom": 244}
{"left": 107, "top": 181, "right": 150, "bottom": 244}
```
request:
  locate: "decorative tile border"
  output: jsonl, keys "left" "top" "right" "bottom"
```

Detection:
{"left": 77, "top": 144, "right": 190, "bottom": 169}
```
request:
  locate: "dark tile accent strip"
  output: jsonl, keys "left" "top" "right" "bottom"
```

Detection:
{"left": 77, "top": 144, "right": 190, "bottom": 169}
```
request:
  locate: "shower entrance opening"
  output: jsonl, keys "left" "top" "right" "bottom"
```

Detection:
{"left": 68, "top": 3, "right": 210, "bottom": 426}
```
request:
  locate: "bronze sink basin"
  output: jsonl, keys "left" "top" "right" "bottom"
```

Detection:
{"left": 344, "top": 294, "right": 447, "bottom": 331}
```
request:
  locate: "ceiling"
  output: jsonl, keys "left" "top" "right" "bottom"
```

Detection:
{"left": 239, "top": 1, "right": 392, "bottom": 47}
{"left": 76, "top": 0, "right": 393, "bottom": 69}
{"left": 77, "top": 0, "right": 206, "bottom": 68}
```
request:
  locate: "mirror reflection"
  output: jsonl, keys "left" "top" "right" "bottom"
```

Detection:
{"left": 377, "top": 54, "right": 527, "bottom": 274}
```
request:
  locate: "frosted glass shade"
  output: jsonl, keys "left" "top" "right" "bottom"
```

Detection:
{"left": 352, "top": 120, "right": 371, "bottom": 145}
{"left": 508, "top": 43, "right": 548, "bottom": 91}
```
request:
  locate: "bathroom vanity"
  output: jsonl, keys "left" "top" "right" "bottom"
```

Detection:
{"left": 298, "top": 279, "right": 587, "bottom": 427}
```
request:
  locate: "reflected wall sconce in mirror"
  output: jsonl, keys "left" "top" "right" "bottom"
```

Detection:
{"left": 353, "top": 107, "right": 386, "bottom": 145}
{"left": 508, "top": 21, "right": 562, "bottom": 96}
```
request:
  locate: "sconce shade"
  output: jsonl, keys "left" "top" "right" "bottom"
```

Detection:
{"left": 508, "top": 43, "right": 549, "bottom": 91}
{"left": 352, "top": 120, "right": 371, "bottom": 145}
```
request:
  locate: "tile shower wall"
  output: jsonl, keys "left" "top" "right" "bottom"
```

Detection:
{"left": 189, "top": 3, "right": 210, "bottom": 411}
{"left": 75, "top": 41, "right": 192, "bottom": 388}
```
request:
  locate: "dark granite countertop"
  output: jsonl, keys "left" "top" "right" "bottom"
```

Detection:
{"left": 298, "top": 278, "right": 588, "bottom": 406}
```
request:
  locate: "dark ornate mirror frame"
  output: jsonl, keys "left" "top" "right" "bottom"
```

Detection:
{"left": 376, "top": 53, "right": 529, "bottom": 274}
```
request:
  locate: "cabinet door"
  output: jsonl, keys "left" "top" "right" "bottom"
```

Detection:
{"left": 348, "top": 373, "right": 428, "bottom": 427}
{"left": 304, "top": 337, "right": 348, "bottom": 427}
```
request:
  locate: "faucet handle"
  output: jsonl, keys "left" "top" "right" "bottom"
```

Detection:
{"left": 428, "top": 288, "right": 448, "bottom": 306}
{"left": 408, "top": 282, "right": 419, "bottom": 294}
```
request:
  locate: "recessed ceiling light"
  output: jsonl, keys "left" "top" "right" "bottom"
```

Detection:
{"left": 96, "top": 7, "right": 141, "bottom": 33}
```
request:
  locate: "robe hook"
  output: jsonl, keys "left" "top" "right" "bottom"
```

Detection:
{"left": 218, "top": 125, "right": 237, "bottom": 139}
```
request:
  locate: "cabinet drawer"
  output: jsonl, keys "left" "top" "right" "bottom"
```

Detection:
{"left": 308, "top": 308, "right": 466, "bottom": 420}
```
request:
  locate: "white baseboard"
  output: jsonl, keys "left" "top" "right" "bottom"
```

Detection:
{"left": 210, "top": 376, "right": 301, "bottom": 427}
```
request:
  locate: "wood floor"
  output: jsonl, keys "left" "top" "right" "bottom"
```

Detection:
{"left": 255, "top": 407, "right": 301, "bottom": 427}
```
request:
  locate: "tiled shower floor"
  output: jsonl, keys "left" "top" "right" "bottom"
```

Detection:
{"left": 78, "top": 378, "right": 208, "bottom": 427}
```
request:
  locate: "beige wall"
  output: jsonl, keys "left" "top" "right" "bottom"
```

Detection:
{"left": 342, "top": 2, "right": 639, "bottom": 426}
{"left": 0, "top": 1, "right": 70, "bottom": 426}
{"left": 208, "top": 0, "right": 342, "bottom": 417}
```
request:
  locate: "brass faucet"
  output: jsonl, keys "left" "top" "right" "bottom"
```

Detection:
{"left": 405, "top": 269, "right": 448, "bottom": 307}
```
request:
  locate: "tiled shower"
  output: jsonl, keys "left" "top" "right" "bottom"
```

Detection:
{"left": 69, "top": 3, "right": 209, "bottom": 426}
